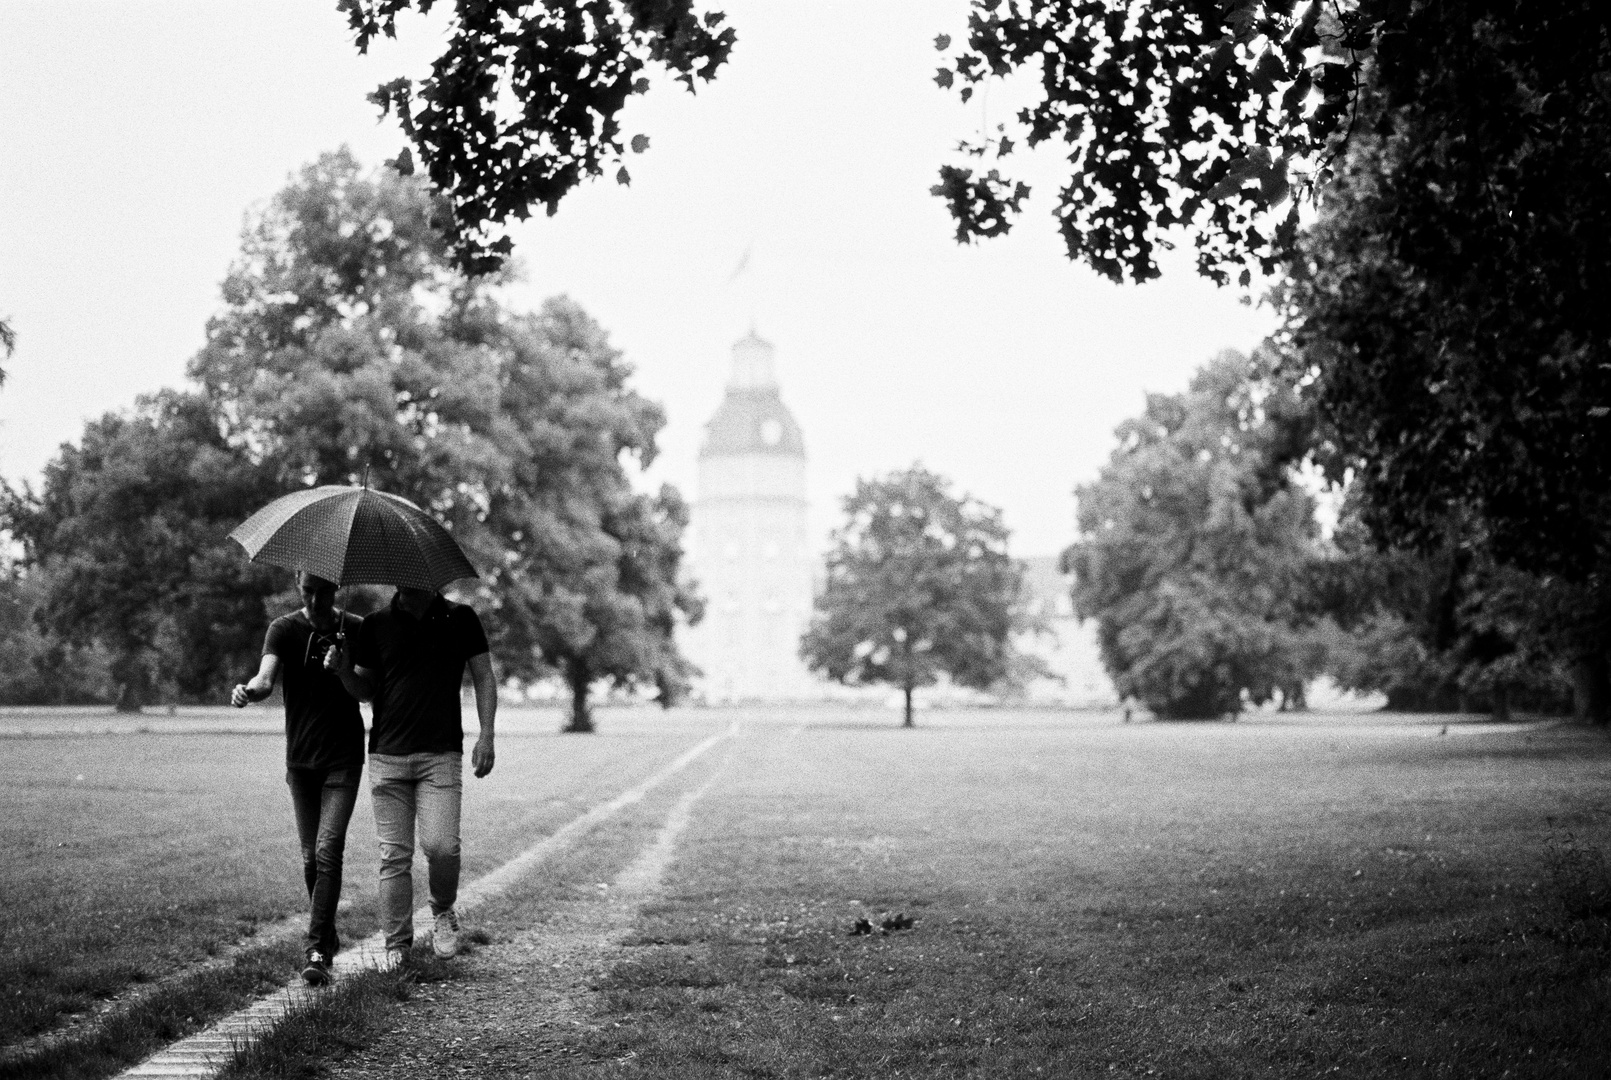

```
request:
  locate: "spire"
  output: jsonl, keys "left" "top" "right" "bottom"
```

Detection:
{"left": 728, "top": 329, "right": 777, "bottom": 389}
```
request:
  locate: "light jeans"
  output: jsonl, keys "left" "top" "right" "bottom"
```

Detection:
{"left": 368, "top": 751, "right": 462, "bottom": 950}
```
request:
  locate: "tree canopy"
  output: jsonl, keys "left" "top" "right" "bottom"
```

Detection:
{"left": 7, "top": 150, "right": 698, "bottom": 717}
{"left": 801, "top": 465, "right": 1025, "bottom": 727}
{"left": 5, "top": 391, "right": 279, "bottom": 709}
{"left": 934, "top": 2, "right": 1611, "bottom": 709}
{"left": 338, "top": 0, "right": 736, "bottom": 272}
{"left": 1067, "top": 350, "right": 1325, "bottom": 718}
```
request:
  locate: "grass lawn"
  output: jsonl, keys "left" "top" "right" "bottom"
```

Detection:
{"left": 0, "top": 705, "right": 728, "bottom": 1056}
{"left": 9, "top": 706, "right": 1611, "bottom": 1078}
{"left": 558, "top": 709, "right": 1611, "bottom": 1077}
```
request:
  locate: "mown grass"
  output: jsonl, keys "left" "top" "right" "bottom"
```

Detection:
{"left": 0, "top": 938, "right": 304, "bottom": 1080}
{"left": 558, "top": 712, "right": 1611, "bottom": 1078}
{"left": 0, "top": 706, "right": 725, "bottom": 1059}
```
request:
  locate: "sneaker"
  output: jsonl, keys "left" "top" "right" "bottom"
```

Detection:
{"left": 383, "top": 946, "right": 411, "bottom": 971}
{"left": 301, "top": 949, "right": 331, "bottom": 986}
{"left": 432, "top": 909, "right": 461, "bottom": 958}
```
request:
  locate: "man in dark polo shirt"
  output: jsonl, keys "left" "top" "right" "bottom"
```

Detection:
{"left": 231, "top": 571, "right": 364, "bottom": 986}
{"left": 327, "top": 585, "right": 497, "bottom": 963}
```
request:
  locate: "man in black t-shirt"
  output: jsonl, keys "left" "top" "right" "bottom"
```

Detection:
{"left": 327, "top": 586, "right": 497, "bottom": 963}
{"left": 232, "top": 571, "right": 364, "bottom": 986}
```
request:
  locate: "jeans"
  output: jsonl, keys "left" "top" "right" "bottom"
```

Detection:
{"left": 285, "top": 765, "right": 360, "bottom": 958}
{"left": 369, "top": 752, "right": 463, "bottom": 950}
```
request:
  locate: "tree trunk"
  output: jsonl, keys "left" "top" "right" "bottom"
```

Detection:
{"left": 1569, "top": 652, "right": 1611, "bottom": 726}
{"left": 111, "top": 650, "right": 146, "bottom": 714}
{"left": 902, "top": 685, "right": 914, "bottom": 728}
{"left": 564, "top": 663, "right": 594, "bottom": 733}
{"left": 1490, "top": 683, "right": 1511, "bottom": 723}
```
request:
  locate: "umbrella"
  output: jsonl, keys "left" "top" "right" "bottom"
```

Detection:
{"left": 228, "top": 484, "right": 479, "bottom": 590}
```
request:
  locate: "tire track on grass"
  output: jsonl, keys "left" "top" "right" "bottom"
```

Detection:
{"left": 323, "top": 755, "right": 731, "bottom": 1078}
{"left": 109, "top": 723, "right": 735, "bottom": 1080}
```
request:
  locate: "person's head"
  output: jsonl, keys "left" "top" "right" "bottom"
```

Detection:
{"left": 395, "top": 586, "right": 437, "bottom": 617}
{"left": 297, "top": 571, "right": 337, "bottom": 618}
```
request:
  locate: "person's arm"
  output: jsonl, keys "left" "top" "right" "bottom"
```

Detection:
{"left": 231, "top": 655, "right": 280, "bottom": 707}
{"left": 323, "top": 637, "right": 376, "bottom": 702}
{"left": 467, "top": 650, "right": 497, "bottom": 778}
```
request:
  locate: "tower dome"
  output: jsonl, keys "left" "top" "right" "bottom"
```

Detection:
{"left": 699, "top": 332, "right": 806, "bottom": 459}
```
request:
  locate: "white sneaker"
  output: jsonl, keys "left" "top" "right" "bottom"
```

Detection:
{"left": 383, "top": 946, "right": 410, "bottom": 971}
{"left": 432, "top": 909, "right": 461, "bottom": 958}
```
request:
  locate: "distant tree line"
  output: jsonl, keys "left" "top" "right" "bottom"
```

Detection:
{"left": 0, "top": 150, "right": 699, "bottom": 724}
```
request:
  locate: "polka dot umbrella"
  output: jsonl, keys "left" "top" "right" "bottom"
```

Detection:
{"left": 228, "top": 485, "right": 479, "bottom": 590}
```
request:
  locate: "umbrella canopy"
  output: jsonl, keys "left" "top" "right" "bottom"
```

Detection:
{"left": 228, "top": 485, "right": 479, "bottom": 590}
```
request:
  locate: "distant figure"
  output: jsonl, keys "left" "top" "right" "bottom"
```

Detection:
{"left": 231, "top": 571, "right": 364, "bottom": 987}
{"left": 326, "top": 586, "right": 497, "bottom": 965}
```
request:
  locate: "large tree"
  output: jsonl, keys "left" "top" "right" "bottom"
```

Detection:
{"left": 10, "top": 150, "right": 699, "bottom": 715}
{"left": 801, "top": 465, "right": 1025, "bottom": 727}
{"left": 471, "top": 299, "right": 703, "bottom": 733}
{"left": 338, "top": 0, "right": 736, "bottom": 272}
{"left": 1067, "top": 350, "right": 1325, "bottom": 719}
{"left": 192, "top": 149, "right": 698, "bottom": 724}
{"left": 935, "top": 1, "right": 1611, "bottom": 718}
{"left": 5, "top": 391, "right": 278, "bottom": 710}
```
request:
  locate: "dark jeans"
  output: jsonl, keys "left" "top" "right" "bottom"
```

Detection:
{"left": 286, "top": 764, "right": 361, "bottom": 957}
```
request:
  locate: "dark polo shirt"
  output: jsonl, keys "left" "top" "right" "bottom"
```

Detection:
{"left": 352, "top": 594, "right": 489, "bottom": 756}
{"left": 263, "top": 611, "right": 365, "bottom": 769}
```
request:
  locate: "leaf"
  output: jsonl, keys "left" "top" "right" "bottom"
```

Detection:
{"left": 385, "top": 147, "right": 415, "bottom": 176}
{"left": 615, "top": 166, "right": 631, "bottom": 186}
{"left": 630, "top": 134, "right": 650, "bottom": 154}
{"left": 935, "top": 67, "right": 954, "bottom": 90}
{"left": 935, "top": 33, "right": 951, "bottom": 51}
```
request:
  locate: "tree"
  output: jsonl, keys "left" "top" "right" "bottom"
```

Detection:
{"left": 470, "top": 299, "right": 703, "bottom": 733}
{"left": 801, "top": 465, "right": 1024, "bottom": 727}
{"left": 191, "top": 150, "right": 699, "bottom": 727}
{"left": 5, "top": 391, "right": 278, "bottom": 710}
{"left": 935, "top": 2, "right": 1611, "bottom": 718}
{"left": 1067, "top": 351, "right": 1326, "bottom": 719}
{"left": 339, "top": 0, "right": 736, "bottom": 272}
{"left": 1272, "top": 129, "right": 1611, "bottom": 719}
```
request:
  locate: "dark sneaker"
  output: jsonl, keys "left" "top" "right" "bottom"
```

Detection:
{"left": 432, "top": 909, "right": 461, "bottom": 958}
{"left": 301, "top": 949, "right": 332, "bottom": 986}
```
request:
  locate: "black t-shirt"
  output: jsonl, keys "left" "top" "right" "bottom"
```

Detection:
{"left": 264, "top": 610, "right": 365, "bottom": 769}
{"left": 352, "top": 595, "right": 489, "bottom": 756}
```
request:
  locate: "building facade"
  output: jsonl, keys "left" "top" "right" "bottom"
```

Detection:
{"left": 682, "top": 332, "right": 819, "bottom": 701}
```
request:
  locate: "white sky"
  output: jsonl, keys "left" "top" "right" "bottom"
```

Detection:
{"left": 0, "top": 0, "right": 1274, "bottom": 557}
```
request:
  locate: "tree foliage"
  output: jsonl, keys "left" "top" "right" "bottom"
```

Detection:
{"left": 801, "top": 465, "right": 1024, "bottom": 727}
{"left": 935, "top": 2, "right": 1611, "bottom": 718}
{"left": 338, "top": 0, "right": 736, "bottom": 272}
{"left": 1067, "top": 350, "right": 1325, "bottom": 718}
{"left": 8, "top": 150, "right": 698, "bottom": 717}
{"left": 472, "top": 300, "right": 702, "bottom": 732}
{"left": 5, "top": 391, "right": 279, "bottom": 709}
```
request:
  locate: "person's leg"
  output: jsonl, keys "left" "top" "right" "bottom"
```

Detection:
{"left": 368, "top": 754, "right": 419, "bottom": 950}
{"left": 415, "top": 751, "right": 463, "bottom": 916}
{"left": 285, "top": 768, "right": 322, "bottom": 902}
{"left": 308, "top": 765, "right": 360, "bottom": 958}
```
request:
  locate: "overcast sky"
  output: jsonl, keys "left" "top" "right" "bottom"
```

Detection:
{"left": 0, "top": 1, "right": 1275, "bottom": 557}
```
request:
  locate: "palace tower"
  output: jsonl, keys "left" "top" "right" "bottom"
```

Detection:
{"left": 682, "top": 331, "right": 817, "bottom": 700}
